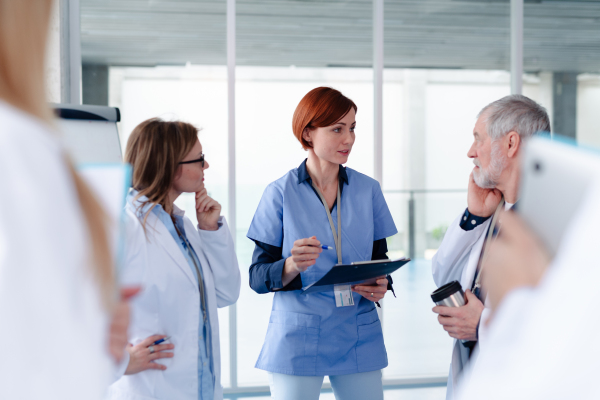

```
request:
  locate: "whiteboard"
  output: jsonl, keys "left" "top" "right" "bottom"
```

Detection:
{"left": 58, "top": 119, "right": 122, "bottom": 165}
{"left": 51, "top": 104, "right": 129, "bottom": 269}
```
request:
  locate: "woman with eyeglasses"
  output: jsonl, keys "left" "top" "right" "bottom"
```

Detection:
{"left": 108, "top": 118, "right": 241, "bottom": 400}
{"left": 247, "top": 87, "right": 397, "bottom": 400}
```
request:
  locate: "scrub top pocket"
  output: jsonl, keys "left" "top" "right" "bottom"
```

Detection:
{"left": 355, "top": 308, "right": 387, "bottom": 372}
{"left": 256, "top": 310, "right": 321, "bottom": 375}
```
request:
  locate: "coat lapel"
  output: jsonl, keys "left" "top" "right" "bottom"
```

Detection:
{"left": 127, "top": 202, "right": 198, "bottom": 289}
{"left": 461, "top": 220, "right": 490, "bottom": 289}
{"left": 182, "top": 218, "right": 216, "bottom": 303}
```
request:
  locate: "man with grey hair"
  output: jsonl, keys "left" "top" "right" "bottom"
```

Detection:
{"left": 431, "top": 94, "right": 551, "bottom": 400}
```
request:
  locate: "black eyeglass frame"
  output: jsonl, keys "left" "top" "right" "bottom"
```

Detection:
{"left": 179, "top": 153, "right": 204, "bottom": 168}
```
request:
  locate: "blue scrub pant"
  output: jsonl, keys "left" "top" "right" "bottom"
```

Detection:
{"left": 268, "top": 370, "right": 384, "bottom": 400}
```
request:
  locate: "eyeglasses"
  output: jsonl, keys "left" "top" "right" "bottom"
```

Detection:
{"left": 179, "top": 153, "right": 205, "bottom": 168}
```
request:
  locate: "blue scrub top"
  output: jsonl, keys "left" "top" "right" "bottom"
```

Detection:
{"left": 247, "top": 163, "right": 397, "bottom": 376}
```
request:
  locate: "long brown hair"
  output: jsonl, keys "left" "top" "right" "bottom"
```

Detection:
{"left": 0, "top": 0, "right": 115, "bottom": 308}
{"left": 125, "top": 118, "right": 199, "bottom": 226}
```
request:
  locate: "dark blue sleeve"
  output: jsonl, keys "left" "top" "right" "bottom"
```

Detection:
{"left": 249, "top": 240, "right": 302, "bottom": 294}
{"left": 371, "top": 238, "right": 388, "bottom": 261}
{"left": 371, "top": 238, "right": 396, "bottom": 296}
{"left": 459, "top": 208, "right": 491, "bottom": 231}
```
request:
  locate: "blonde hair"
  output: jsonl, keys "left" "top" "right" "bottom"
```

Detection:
{"left": 125, "top": 118, "right": 199, "bottom": 227}
{"left": 0, "top": 0, "right": 115, "bottom": 308}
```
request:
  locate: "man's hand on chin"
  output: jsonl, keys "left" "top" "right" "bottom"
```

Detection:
{"left": 467, "top": 172, "right": 503, "bottom": 218}
{"left": 432, "top": 290, "right": 485, "bottom": 341}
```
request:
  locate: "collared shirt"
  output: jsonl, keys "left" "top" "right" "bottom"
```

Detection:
{"left": 133, "top": 194, "right": 214, "bottom": 400}
{"left": 459, "top": 208, "right": 491, "bottom": 231}
{"left": 459, "top": 202, "right": 517, "bottom": 231}
{"left": 249, "top": 159, "right": 389, "bottom": 293}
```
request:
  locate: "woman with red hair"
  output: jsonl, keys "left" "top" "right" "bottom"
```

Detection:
{"left": 247, "top": 87, "right": 397, "bottom": 399}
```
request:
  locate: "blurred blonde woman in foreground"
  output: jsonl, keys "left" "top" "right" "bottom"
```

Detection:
{"left": 0, "top": 1, "right": 133, "bottom": 399}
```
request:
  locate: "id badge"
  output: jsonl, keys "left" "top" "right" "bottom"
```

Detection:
{"left": 334, "top": 284, "right": 355, "bottom": 307}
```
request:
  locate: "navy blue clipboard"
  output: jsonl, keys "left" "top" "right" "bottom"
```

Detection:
{"left": 301, "top": 258, "right": 410, "bottom": 294}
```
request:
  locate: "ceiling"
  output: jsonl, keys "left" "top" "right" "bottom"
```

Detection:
{"left": 81, "top": 0, "right": 600, "bottom": 72}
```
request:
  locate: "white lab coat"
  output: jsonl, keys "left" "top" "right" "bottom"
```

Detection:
{"left": 456, "top": 179, "right": 600, "bottom": 400}
{"left": 107, "top": 200, "right": 241, "bottom": 400}
{"left": 431, "top": 210, "right": 495, "bottom": 400}
{"left": 0, "top": 101, "right": 112, "bottom": 399}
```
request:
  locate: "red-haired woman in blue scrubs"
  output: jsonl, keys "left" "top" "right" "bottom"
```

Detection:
{"left": 247, "top": 87, "right": 398, "bottom": 400}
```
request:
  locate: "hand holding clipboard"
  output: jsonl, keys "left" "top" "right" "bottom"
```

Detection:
{"left": 301, "top": 258, "right": 410, "bottom": 294}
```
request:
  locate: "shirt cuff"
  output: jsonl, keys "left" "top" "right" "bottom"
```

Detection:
{"left": 267, "top": 259, "right": 302, "bottom": 291}
{"left": 459, "top": 208, "right": 491, "bottom": 231}
{"left": 197, "top": 216, "right": 224, "bottom": 231}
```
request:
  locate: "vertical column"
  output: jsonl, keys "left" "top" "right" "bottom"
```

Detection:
{"left": 510, "top": 0, "right": 523, "bottom": 95}
{"left": 59, "top": 0, "right": 82, "bottom": 104}
{"left": 227, "top": 0, "right": 238, "bottom": 391}
{"left": 46, "top": 0, "right": 61, "bottom": 103}
{"left": 539, "top": 72, "right": 554, "bottom": 131}
{"left": 402, "top": 70, "right": 427, "bottom": 258}
{"left": 553, "top": 72, "right": 578, "bottom": 139}
{"left": 82, "top": 65, "right": 109, "bottom": 106}
{"left": 373, "top": 0, "right": 384, "bottom": 185}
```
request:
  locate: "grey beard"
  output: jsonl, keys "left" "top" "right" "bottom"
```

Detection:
{"left": 473, "top": 144, "right": 506, "bottom": 189}
{"left": 473, "top": 167, "right": 498, "bottom": 189}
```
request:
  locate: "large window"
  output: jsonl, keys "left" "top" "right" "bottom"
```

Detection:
{"left": 79, "top": 0, "right": 600, "bottom": 398}
{"left": 523, "top": 1, "right": 600, "bottom": 146}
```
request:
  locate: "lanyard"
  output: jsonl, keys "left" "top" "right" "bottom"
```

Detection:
{"left": 472, "top": 197, "right": 505, "bottom": 298}
{"left": 312, "top": 181, "right": 342, "bottom": 264}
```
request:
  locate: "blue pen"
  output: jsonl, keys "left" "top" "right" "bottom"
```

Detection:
{"left": 152, "top": 336, "right": 171, "bottom": 346}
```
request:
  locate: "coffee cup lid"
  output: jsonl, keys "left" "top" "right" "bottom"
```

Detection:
{"left": 431, "top": 280, "right": 463, "bottom": 303}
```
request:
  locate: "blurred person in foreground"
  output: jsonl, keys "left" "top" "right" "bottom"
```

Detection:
{"left": 456, "top": 177, "right": 600, "bottom": 399}
{"left": 0, "top": 1, "right": 134, "bottom": 398}
{"left": 431, "top": 95, "right": 550, "bottom": 399}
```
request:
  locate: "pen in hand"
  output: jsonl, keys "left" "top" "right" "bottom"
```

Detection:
{"left": 152, "top": 336, "right": 171, "bottom": 346}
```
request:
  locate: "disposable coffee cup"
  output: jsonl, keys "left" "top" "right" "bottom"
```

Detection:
{"left": 431, "top": 280, "right": 465, "bottom": 307}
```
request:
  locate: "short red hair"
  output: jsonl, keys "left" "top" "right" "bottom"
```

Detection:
{"left": 292, "top": 87, "right": 358, "bottom": 150}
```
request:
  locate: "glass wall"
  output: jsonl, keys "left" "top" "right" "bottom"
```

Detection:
{"left": 380, "top": 0, "right": 511, "bottom": 379}
{"left": 523, "top": 1, "right": 600, "bottom": 146}
{"left": 79, "top": 0, "right": 600, "bottom": 397}
{"left": 81, "top": 0, "right": 232, "bottom": 387}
